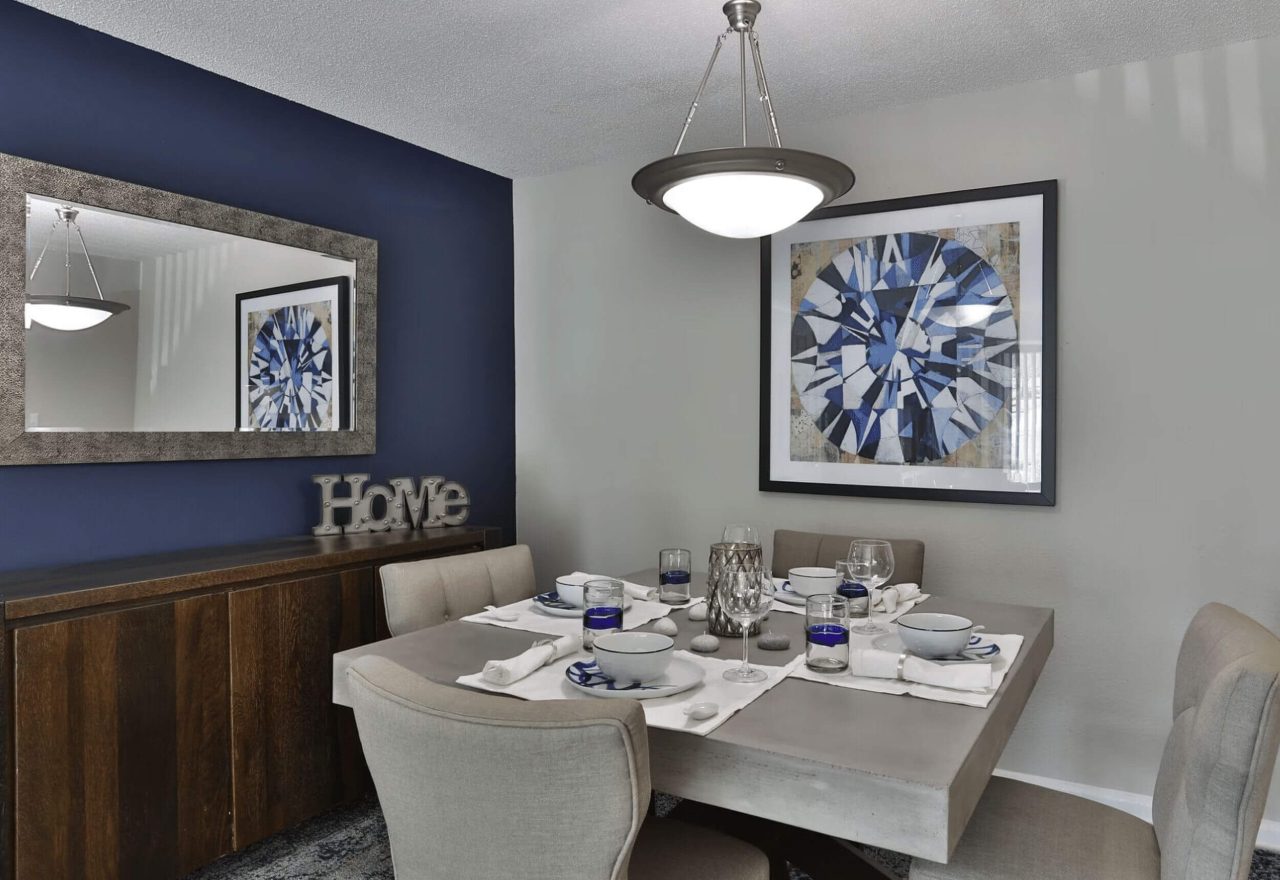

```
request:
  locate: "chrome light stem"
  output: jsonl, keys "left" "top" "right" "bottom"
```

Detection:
{"left": 749, "top": 31, "right": 782, "bottom": 148}
{"left": 672, "top": 30, "right": 729, "bottom": 155}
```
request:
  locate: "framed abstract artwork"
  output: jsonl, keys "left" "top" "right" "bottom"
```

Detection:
{"left": 236, "top": 276, "right": 352, "bottom": 432}
{"left": 760, "top": 181, "right": 1057, "bottom": 505}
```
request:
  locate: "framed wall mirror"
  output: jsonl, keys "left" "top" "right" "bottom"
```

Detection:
{"left": 0, "top": 153, "right": 377, "bottom": 464}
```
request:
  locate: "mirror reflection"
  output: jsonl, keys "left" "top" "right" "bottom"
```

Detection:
{"left": 24, "top": 195, "right": 356, "bottom": 433}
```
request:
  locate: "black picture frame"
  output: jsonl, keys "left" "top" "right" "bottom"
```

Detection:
{"left": 235, "top": 276, "right": 352, "bottom": 432}
{"left": 760, "top": 180, "right": 1058, "bottom": 506}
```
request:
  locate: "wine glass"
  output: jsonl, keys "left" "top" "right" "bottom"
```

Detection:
{"left": 721, "top": 524, "right": 760, "bottom": 547}
{"left": 719, "top": 566, "right": 776, "bottom": 683}
{"left": 847, "top": 539, "right": 895, "bottom": 635}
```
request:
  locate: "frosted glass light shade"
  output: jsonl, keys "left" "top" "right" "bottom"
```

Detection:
{"left": 632, "top": 147, "right": 854, "bottom": 240}
{"left": 663, "top": 172, "right": 824, "bottom": 238}
{"left": 25, "top": 296, "right": 129, "bottom": 331}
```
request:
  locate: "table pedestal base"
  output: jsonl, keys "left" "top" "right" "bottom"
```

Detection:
{"left": 669, "top": 801, "right": 897, "bottom": 880}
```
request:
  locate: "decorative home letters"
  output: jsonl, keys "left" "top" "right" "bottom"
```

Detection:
{"left": 312, "top": 474, "right": 471, "bottom": 535}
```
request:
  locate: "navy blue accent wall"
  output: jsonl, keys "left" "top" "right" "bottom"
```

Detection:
{"left": 0, "top": 2, "right": 514, "bottom": 571}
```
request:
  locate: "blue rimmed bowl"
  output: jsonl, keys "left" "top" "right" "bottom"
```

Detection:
{"left": 592, "top": 632, "right": 675, "bottom": 683}
{"left": 896, "top": 612, "right": 982, "bottom": 659}
{"left": 554, "top": 578, "right": 586, "bottom": 607}
{"left": 788, "top": 566, "right": 840, "bottom": 597}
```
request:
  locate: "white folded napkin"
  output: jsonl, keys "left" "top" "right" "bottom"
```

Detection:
{"left": 849, "top": 647, "right": 992, "bottom": 691}
{"left": 482, "top": 634, "right": 582, "bottom": 685}
{"left": 560, "top": 571, "right": 658, "bottom": 602}
{"left": 875, "top": 582, "right": 922, "bottom": 613}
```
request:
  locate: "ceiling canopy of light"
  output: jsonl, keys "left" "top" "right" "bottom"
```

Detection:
{"left": 25, "top": 205, "right": 132, "bottom": 332}
{"left": 632, "top": 1, "right": 855, "bottom": 239}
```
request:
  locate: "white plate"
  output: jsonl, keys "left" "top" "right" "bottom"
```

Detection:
{"left": 872, "top": 633, "right": 1001, "bottom": 665}
{"left": 564, "top": 656, "right": 704, "bottom": 700}
{"left": 532, "top": 592, "right": 633, "bottom": 618}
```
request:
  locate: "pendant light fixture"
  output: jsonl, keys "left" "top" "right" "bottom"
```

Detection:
{"left": 25, "top": 205, "right": 131, "bottom": 332}
{"left": 632, "top": 0, "right": 854, "bottom": 239}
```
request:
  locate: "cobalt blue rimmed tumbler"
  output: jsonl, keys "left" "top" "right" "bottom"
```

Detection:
{"left": 659, "top": 548, "right": 692, "bottom": 605}
{"left": 806, "top": 594, "right": 850, "bottom": 673}
{"left": 836, "top": 560, "right": 868, "bottom": 623}
{"left": 583, "top": 579, "right": 625, "bottom": 652}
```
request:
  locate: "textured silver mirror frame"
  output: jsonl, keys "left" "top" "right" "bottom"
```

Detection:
{"left": 0, "top": 152, "right": 378, "bottom": 465}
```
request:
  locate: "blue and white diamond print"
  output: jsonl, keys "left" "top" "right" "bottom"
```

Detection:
{"left": 791, "top": 232, "right": 1018, "bottom": 464}
{"left": 247, "top": 304, "right": 334, "bottom": 431}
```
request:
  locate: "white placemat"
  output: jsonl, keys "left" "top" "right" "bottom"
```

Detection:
{"left": 768, "top": 584, "right": 930, "bottom": 620}
{"left": 788, "top": 632, "right": 1024, "bottom": 708}
{"left": 460, "top": 597, "right": 672, "bottom": 637}
{"left": 457, "top": 650, "right": 801, "bottom": 736}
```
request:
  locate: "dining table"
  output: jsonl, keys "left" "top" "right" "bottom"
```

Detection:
{"left": 332, "top": 568, "right": 1054, "bottom": 878}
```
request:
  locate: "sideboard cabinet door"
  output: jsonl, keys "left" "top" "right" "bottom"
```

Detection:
{"left": 228, "top": 567, "right": 375, "bottom": 848}
{"left": 12, "top": 595, "right": 232, "bottom": 880}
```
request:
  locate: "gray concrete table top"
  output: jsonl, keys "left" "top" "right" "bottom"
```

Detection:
{"left": 333, "top": 568, "right": 1054, "bottom": 862}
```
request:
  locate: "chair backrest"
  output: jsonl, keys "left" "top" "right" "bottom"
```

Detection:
{"left": 1152, "top": 603, "right": 1280, "bottom": 880}
{"left": 347, "top": 655, "right": 650, "bottom": 880}
{"left": 380, "top": 544, "right": 537, "bottom": 636}
{"left": 771, "top": 529, "right": 925, "bottom": 586}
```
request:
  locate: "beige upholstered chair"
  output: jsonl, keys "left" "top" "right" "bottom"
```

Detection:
{"left": 347, "top": 655, "right": 770, "bottom": 880}
{"left": 912, "top": 603, "right": 1280, "bottom": 880}
{"left": 380, "top": 544, "right": 538, "bottom": 636}
{"left": 772, "top": 529, "right": 925, "bottom": 587}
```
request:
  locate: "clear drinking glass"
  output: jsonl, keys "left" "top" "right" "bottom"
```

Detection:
{"left": 805, "top": 594, "right": 850, "bottom": 672}
{"left": 582, "top": 578, "right": 625, "bottom": 651}
{"left": 721, "top": 524, "right": 760, "bottom": 547}
{"left": 658, "top": 548, "right": 692, "bottom": 605}
{"left": 847, "top": 539, "right": 895, "bottom": 635}
{"left": 719, "top": 565, "right": 775, "bottom": 683}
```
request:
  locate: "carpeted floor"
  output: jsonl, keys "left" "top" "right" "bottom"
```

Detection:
{"left": 183, "top": 796, "right": 1280, "bottom": 880}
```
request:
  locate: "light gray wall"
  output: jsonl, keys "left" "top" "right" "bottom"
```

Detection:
{"left": 515, "top": 36, "right": 1280, "bottom": 817}
{"left": 24, "top": 252, "right": 140, "bottom": 430}
{"left": 134, "top": 239, "right": 353, "bottom": 431}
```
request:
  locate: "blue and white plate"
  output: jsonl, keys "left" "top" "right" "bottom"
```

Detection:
{"left": 533, "top": 592, "right": 633, "bottom": 618}
{"left": 771, "top": 578, "right": 807, "bottom": 606}
{"left": 872, "top": 632, "right": 1001, "bottom": 665}
{"left": 564, "top": 658, "right": 704, "bottom": 700}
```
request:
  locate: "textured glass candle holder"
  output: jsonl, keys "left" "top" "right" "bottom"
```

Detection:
{"left": 706, "top": 542, "right": 764, "bottom": 637}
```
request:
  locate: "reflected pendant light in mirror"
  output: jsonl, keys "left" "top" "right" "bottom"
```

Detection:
{"left": 632, "top": 1, "right": 854, "bottom": 238}
{"left": 25, "top": 205, "right": 131, "bottom": 331}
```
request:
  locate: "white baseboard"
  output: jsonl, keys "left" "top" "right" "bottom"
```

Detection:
{"left": 994, "top": 768, "right": 1280, "bottom": 852}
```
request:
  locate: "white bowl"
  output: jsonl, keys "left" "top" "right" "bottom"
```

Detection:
{"left": 896, "top": 613, "right": 979, "bottom": 659}
{"left": 788, "top": 566, "right": 840, "bottom": 597}
{"left": 593, "top": 632, "right": 675, "bottom": 683}
{"left": 554, "top": 578, "right": 586, "bottom": 607}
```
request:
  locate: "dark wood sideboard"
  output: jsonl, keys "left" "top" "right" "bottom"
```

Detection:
{"left": 0, "top": 527, "right": 500, "bottom": 880}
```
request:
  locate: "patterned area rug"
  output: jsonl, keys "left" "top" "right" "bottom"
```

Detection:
{"left": 184, "top": 796, "right": 1280, "bottom": 880}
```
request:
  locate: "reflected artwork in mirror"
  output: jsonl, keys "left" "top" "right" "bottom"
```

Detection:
{"left": 236, "top": 277, "right": 351, "bottom": 432}
{"left": 1, "top": 153, "right": 377, "bottom": 464}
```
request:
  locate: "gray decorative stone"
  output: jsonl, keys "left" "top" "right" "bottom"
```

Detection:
{"left": 687, "top": 602, "right": 708, "bottom": 622}
{"left": 690, "top": 634, "right": 720, "bottom": 653}
{"left": 652, "top": 618, "right": 679, "bottom": 637}
{"left": 757, "top": 632, "right": 792, "bottom": 651}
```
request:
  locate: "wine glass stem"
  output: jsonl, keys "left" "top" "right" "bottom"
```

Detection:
{"left": 741, "top": 627, "right": 750, "bottom": 672}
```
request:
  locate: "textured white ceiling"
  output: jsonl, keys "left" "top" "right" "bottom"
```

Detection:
{"left": 19, "top": 0, "right": 1280, "bottom": 178}
{"left": 26, "top": 195, "right": 239, "bottom": 261}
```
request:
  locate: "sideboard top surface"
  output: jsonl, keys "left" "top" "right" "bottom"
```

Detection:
{"left": 0, "top": 528, "right": 496, "bottom": 621}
